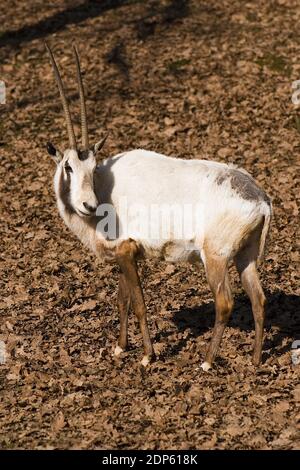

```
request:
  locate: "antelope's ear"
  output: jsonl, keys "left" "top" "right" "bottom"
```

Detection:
{"left": 93, "top": 133, "right": 109, "bottom": 155}
{"left": 46, "top": 142, "right": 62, "bottom": 164}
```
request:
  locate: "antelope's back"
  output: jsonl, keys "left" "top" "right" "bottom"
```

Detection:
{"left": 95, "top": 150, "right": 269, "bottom": 212}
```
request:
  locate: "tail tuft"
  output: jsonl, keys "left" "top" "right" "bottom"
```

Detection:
{"left": 258, "top": 203, "right": 272, "bottom": 265}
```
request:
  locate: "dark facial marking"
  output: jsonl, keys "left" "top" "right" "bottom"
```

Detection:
{"left": 64, "top": 161, "right": 73, "bottom": 173}
{"left": 78, "top": 149, "right": 90, "bottom": 161}
{"left": 58, "top": 168, "right": 74, "bottom": 214}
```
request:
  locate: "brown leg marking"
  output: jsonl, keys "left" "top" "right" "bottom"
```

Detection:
{"left": 116, "top": 240, "right": 154, "bottom": 365}
{"left": 202, "top": 255, "right": 234, "bottom": 370}
{"left": 235, "top": 254, "right": 266, "bottom": 366}
{"left": 114, "top": 272, "right": 131, "bottom": 356}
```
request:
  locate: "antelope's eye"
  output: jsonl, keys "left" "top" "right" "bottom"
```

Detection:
{"left": 64, "top": 163, "right": 73, "bottom": 173}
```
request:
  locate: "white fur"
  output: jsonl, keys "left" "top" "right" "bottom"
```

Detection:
{"left": 54, "top": 149, "right": 271, "bottom": 264}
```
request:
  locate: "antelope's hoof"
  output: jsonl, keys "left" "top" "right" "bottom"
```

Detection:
{"left": 252, "top": 356, "right": 261, "bottom": 367}
{"left": 141, "top": 354, "right": 156, "bottom": 367}
{"left": 200, "top": 361, "right": 211, "bottom": 372}
{"left": 113, "top": 345, "right": 124, "bottom": 357}
{"left": 141, "top": 355, "right": 151, "bottom": 367}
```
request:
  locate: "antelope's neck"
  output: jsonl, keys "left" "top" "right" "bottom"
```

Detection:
{"left": 53, "top": 167, "right": 113, "bottom": 258}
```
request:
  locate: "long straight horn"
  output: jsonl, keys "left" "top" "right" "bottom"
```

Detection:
{"left": 73, "top": 45, "right": 89, "bottom": 150}
{"left": 45, "top": 42, "right": 77, "bottom": 149}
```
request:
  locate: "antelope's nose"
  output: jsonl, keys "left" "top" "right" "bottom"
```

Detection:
{"left": 83, "top": 202, "right": 97, "bottom": 214}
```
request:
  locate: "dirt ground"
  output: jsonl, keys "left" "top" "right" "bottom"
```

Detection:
{"left": 0, "top": 0, "right": 299, "bottom": 450}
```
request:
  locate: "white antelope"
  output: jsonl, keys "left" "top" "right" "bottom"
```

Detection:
{"left": 45, "top": 43, "right": 272, "bottom": 370}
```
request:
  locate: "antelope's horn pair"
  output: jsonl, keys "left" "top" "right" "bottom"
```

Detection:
{"left": 45, "top": 42, "right": 89, "bottom": 150}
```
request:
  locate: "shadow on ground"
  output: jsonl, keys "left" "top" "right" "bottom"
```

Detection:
{"left": 0, "top": 0, "right": 190, "bottom": 49}
{"left": 158, "top": 291, "right": 300, "bottom": 360}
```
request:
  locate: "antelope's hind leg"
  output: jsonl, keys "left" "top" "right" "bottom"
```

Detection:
{"left": 201, "top": 255, "right": 234, "bottom": 371}
{"left": 235, "top": 252, "right": 266, "bottom": 366}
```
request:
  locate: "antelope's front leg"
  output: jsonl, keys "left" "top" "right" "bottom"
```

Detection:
{"left": 114, "top": 272, "right": 131, "bottom": 357}
{"left": 116, "top": 241, "right": 154, "bottom": 366}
